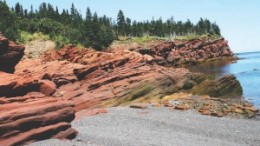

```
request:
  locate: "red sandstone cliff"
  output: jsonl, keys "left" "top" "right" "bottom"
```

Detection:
{"left": 0, "top": 34, "right": 243, "bottom": 145}
{"left": 128, "top": 38, "right": 235, "bottom": 66}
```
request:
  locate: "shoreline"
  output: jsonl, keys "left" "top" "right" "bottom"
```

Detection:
{"left": 30, "top": 107, "right": 260, "bottom": 146}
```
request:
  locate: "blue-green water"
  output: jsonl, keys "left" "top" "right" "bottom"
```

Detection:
{"left": 189, "top": 51, "right": 260, "bottom": 107}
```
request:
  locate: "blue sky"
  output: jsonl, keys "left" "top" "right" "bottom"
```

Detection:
{"left": 6, "top": 0, "right": 260, "bottom": 53}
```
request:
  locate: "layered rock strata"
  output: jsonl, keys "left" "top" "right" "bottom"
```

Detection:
{"left": 129, "top": 38, "right": 235, "bottom": 66}
{"left": 0, "top": 35, "right": 253, "bottom": 145}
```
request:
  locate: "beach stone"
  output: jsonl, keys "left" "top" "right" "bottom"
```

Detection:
{"left": 200, "top": 105, "right": 211, "bottom": 111}
{"left": 161, "top": 100, "right": 174, "bottom": 107}
{"left": 200, "top": 110, "right": 211, "bottom": 115}
{"left": 242, "top": 107, "right": 259, "bottom": 113}
{"left": 130, "top": 104, "right": 148, "bottom": 109}
{"left": 151, "top": 102, "right": 162, "bottom": 107}
{"left": 175, "top": 104, "right": 190, "bottom": 110}
{"left": 243, "top": 102, "right": 253, "bottom": 107}
{"left": 234, "top": 108, "right": 244, "bottom": 114}
{"left": 75, "top": 108, "right": 108, "bottom": 120}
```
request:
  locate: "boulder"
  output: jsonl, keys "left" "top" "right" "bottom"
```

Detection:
{"left": 39, "top": 80, "right": 56, "bottom": 96}
{"left": 0, "top": 72, "right": 57, "bottom": 97}
{"left": 0, "top": 33, "right": 25, "bottom": 73}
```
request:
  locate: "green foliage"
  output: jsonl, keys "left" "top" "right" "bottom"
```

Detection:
{"left": 53, "top": 35, "right": 71, "bottom": 49}
{"left": 173, "top": 33, "right": 221, "bottom": 41}
{"left": 0, "top": 1, "right": 19, "bottom": 40}
{"left": 18, "top": 31, "right": 50, "bottom": 43}
{"left": 117, "top": 10, "right": 126, "bottom": 36}
{"left": 1, "top": 1, "right": 222, "bottom": 51}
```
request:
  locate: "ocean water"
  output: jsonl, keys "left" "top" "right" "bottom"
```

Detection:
{"left": 189, "top": 51, "right": 260, "bottom": 107}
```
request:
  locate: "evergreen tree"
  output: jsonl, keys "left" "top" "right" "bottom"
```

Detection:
{"left": 0, "top": 1, "right": 222, "bottom": 50}
{"left": 125, "top": 17, "right": 131, "bottom": 37}
{"left": 0, "top": 0, "right": 18, "bottom": 40}
{"left": 86, "top": 7, "right": 92, "bottom": 22}
{"left": 39, "top": 2, "right": 47, "bottom": 18}
{"left": 184, "top": 19, "right": 193, "bottom": 34}
{"left": 14, "top": 2, "right": 23, "bottom": 17}
{"left": 29, "top": 5, "right": 34, "bottom": 18}
{"left": 212, "top": 22, "right": 221, "bottom": 35}
{"left": 117, "top": 10, "right": 125, "bottom": 36}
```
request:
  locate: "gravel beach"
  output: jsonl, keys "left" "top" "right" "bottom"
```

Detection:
{"left": 30, "top": 107, "right": 260, "bottom": 146}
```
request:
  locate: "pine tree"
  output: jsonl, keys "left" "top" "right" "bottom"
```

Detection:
{"left": 125, "top": 17, "right": 131, "bottom": 37}
{"left": 14, "top": 3, "right": 23, "bottom": 17}
{"left": 0, "top": 1, "right": 18, "bottom": 40}
{"left": 212, "top": 22, "right": 221, "bottom": 35}
{"left": 86, "top": 7, "right": 92, "bottom": 22}
{"left": 39, "top": 2, "right": 47, "bottom": 18}
{"left": 70, "top": 3, "right": 75, "bottom": 20}
{"left": 117, "top": 10, "right": 125, "bottom": 36}
{"left": 0, "top": 1, "right": 222, "bottom": 50}
{"left": 184, "top": 19, "right": 193, "bottom": 34}
{"left": 29, "top": 5, "right": 34, "bottom": 18}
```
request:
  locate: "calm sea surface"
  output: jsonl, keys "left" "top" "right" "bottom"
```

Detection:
{"left": 189, "top": 51, "right": 260, "bottom": 107}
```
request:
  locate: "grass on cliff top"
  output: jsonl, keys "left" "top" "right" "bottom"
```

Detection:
{"left": 18, "top": 31, "right": 85, "bottom": 50}
{"left": 18, "top": 32, "right": 222, "bottom": 50}
{"left": 113, "top": 34, "right": 222, "bottom": 46}
{"left": 18, "top": 31, "right": 50, "bottom": 43}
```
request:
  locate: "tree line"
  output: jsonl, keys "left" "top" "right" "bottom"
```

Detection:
{"left": 0, "top": 1, "right": 221, "bottom": 50}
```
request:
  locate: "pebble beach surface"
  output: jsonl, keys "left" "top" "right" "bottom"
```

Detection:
{"left": 30, "top": 107, "right": 260, "bottom": 146}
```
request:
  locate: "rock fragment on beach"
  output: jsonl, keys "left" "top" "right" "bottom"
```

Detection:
{"left": 145, "top": 92, "right": 259, "bottom": 118}
{"left": 130, "top": 104, "right": 148, "bottom": 109}
{"left": 174, "top": 104, "right": 190, "bottom": 110}
{"left": 241, "top": 106, "right": 259, "bottom": 113}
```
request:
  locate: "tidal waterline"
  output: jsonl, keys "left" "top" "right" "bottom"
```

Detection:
{"left": 189, "top": 51, "right": 260, "bottom": 107}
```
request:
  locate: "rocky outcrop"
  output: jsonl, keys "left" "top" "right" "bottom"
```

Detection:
{"left": 0, "top": 68, "right": 78, "bottom": 146}
{"left": 0, "top": 72, "right": 57, "bottom": 97}
{"left": 0, "top": 33, "right": 25, "bottom": 73}
{"left": 0, "top": 92, "right": 77, "bottom": 146}
{"left": 192, "top": 75, "right": 243, "bottom": 97}
{"left": 0, "top": 43, "right": 206, "bottom": 145}
{"left": 43, "top": 45, "right": 205, "bottom": 110}
{"left": 138, "top": 92, "right": 258, "bottom": 118}
{"left": 130, "top": 38, "right": 235, "bottom": 66}
{"left": 0, "top": 36, "right": 252, "bottom": 145}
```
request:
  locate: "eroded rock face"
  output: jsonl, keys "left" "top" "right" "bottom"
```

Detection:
{"left": 43, "top": 46, "right": 204, "bottom": 111}
{"left": 0, "top": 92, "right": 77, "bottom": 146}
{"left": 130, "top": 38, "right": 235, "bottom": 66}
{"left": 192, "top": 75, "right": 243, "bottom": 97}
{"left": 0, "top": 72, "right": 58, "bottom": 97}
{"left": 0, "top": 33, "right": 25, "bottom": 73}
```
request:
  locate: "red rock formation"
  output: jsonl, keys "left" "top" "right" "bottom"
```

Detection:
{"left": 0, "top": 92, "right": 77, "bottom": 146}
{"left": 0, "top": 72, "right": 78, "bottom": 145}
{"left": 0, "top": 36, "right": 241, "bottom": 145}
{"left": 131, "top": 38, "right": 235, "bottom": 66}
{"left": 0, "top": 71, "right": 57, "bottom": 97}
{"left": 0, "top": 33, "right": 25, "bottom": 73}
{"left": 42, "top": 46, "right": 204, "bottom": 111}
